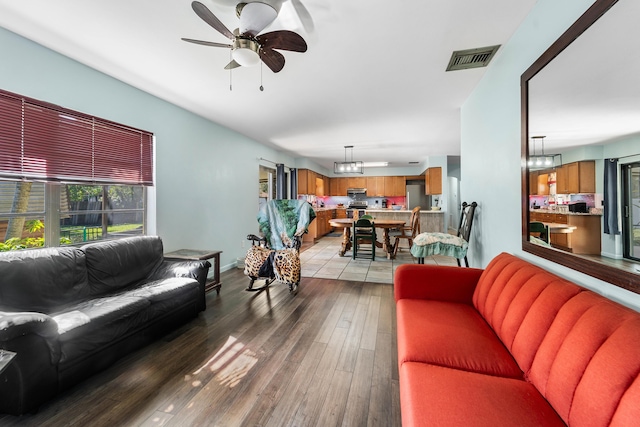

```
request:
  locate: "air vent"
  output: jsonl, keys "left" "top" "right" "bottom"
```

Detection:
{"left": 446, "top": 45, "right": 500, "bottom": 71}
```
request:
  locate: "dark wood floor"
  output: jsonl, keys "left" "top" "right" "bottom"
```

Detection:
{"left": 1, "top": 269, "right": 401, "bottom": 427}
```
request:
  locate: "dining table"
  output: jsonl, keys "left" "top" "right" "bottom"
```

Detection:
{"left": 328, "top": 218, "right": 406, "bottom": 259}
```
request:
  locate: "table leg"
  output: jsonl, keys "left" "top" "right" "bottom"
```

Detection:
{"left": 205, "top": 252, "right": 222, "bottom": 294}
{"left": 339, "top": 227, "right": 352, "bottom": 256}
{"left": 382, "top": 228, "right": 395, "bottom": 259}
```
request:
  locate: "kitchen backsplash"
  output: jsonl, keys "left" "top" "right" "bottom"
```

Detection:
{"left": 530, "top": 193, "right": 601, "bottom": 209}
{"left": 300, "top": 195, "right": 407, "bottom": 208}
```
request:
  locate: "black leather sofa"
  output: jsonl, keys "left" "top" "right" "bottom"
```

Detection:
{"left": 0, "top": 236, "right": 210, "bottom": 415}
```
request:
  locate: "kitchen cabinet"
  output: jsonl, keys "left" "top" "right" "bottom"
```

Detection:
{"left": 297, "top": 169, "right": 329, "bottom": 196}
{"left": 366, "top": 176, "right": 385, "bottom": 196}
{"left": 297, "top": 169, "right": 313, "bottom": 195}
{"left": 303, "top": 209, "right": 335, "bottom": 242}
{"left": 425, "top": 167, "right": 442, "bottom": 195}
{"left": 556, "top": 161, "right": 595, "bottom": 194}
{"left": 315, "top": 175, "right": 326, "bottom": 196}
{"left": 329, "top": 177, "right": 347, "bottom": 196}
{"left": 384, "top": 176, "right": 406, "bottom": 197}
{"left": 529, "top": 171, "right": 539, "bottom": 195}
{"left": 537, "top": 173, "right": 550, "bottom": 195}
{"left": 346, "top": 177, "right": 366, "bottom": 189}
{"left": 529, "top": 211, "right": 601, "bottom": 254}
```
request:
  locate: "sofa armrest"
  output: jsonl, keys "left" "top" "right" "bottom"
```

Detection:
{"left": 394, "top": 264, "right": 484, "bottom": 304}
{"left": 0, "top": 311, "right": 58, "bottom": 342}
{"left": 0, "top": 311, "right": 60, "bottom": 365}
{"left": 149, "top": 259, "right": 212, "bottom": 287}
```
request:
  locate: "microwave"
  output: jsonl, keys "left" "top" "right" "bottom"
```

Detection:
{"left": 568, "top": 202, "right": 588, "bottom": 213}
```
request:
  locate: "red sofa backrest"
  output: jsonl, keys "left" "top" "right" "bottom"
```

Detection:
{"left": 473, "top": 252, "right": 640, "bottom": 426}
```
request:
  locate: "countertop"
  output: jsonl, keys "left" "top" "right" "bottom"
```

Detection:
{"left": 530, "top": 208, "right": 602, "bottom": 216}
{"left": 365, "top": 208, "right": 444, "bottom": 214}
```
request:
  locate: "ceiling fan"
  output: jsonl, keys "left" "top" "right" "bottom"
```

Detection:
{"left": 182, "top": 1, "right": 308, "bottom": 73}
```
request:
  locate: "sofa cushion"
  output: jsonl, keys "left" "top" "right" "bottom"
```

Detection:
{"left": 529, "top": 291, "right": 640, "bottom": 426}
{"left": 126, "top": 277, "right": 200, "bottom": 303}
{"left": 0, "top": 247, "right": 89, "bottom": 313}
{"left": 397, "top": 299, "right": 522, "bottom": 379}
{"left": 473, "top": 253, "right": 640, "bottom": 426}
{"left": 82, "top": 236, "right": 163, "bottom": 295}
{"left": 399, "top": 362, "right": 565, "bottom": 427}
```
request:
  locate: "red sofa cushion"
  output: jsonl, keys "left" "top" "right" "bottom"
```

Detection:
{"left": 529, "top": 291, "right": 640, "bottom": 426}
{"left": 472, "top": 253, "right": 640, "bottom": 426}
{"left": 399, "top": 362, "right": 565, "bottom": 427}
{"left": 397, "top": 299, "right": 522, "bottom": 379}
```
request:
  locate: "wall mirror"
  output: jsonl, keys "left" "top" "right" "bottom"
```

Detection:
{"left": 521, "top": 0, "right": 640, "bottom": 294}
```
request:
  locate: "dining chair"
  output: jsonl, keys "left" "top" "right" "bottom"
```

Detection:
{"left": 529, "top": 221, "right": 549, "bottom": 243}
{"left": 352, "top": 218, "right": 376, "bottom": 260}
{"left": 411, "top": 201, "right": 477, "bottom": 267}
{"left": 389, "top": 206, "right": 421, "bottom": 257}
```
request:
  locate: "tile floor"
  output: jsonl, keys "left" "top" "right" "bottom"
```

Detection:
{"left": 300, "top": 235, "right": 458, "bottom": 284}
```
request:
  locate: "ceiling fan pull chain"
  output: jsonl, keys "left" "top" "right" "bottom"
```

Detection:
{"left": 260, "top": 61, "right": 264, "bottom": 91}
{"left": 229, "top": 50, "right": 233, "bottom": 91}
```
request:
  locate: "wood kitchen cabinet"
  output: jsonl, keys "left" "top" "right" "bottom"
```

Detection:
{"left": 425, "top": 167, "right": 442, "bottom": 195}
{"left": 297, "top": 169, "right": 313, "bottom": 195}
{"left": 329, "top": 177, "right": 347, "bottom": 196}
{"left": 556, "top": 161, "right": 595, "bottom": 194}
{"left": 366, "top": 176, "right": 385, "bottom": 196}
{"left": 303, "top": 209, "right": 335, "bottom": 242}
{"left": 529, "top": 171, "right": 539, "bottom": 195}
{"left": 298, "top": 169, "right": 329, "bottom": 196}
{"left": 346, "top": 177, "right": 366, "bottom": 189}
{"left": 384, "top": 176, "right": 406, "bottom": 197}
{"left": 537, "top": 172, "right": 550, "bottom": 195}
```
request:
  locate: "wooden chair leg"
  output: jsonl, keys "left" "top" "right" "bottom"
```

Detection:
{"left": 393, "top": 237, "right": 400, "bottom": 257}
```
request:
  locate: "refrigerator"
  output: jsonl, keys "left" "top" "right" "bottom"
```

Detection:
{"left": 406, "top": 183, "right": 431, "bottom": 210}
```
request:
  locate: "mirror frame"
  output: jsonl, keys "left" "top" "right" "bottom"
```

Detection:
{"left": 521, "top": 0, "right": 640, "bottom": 295}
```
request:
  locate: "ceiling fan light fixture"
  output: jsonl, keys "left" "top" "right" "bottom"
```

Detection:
{"left": 231, "top": 38, "right": 261, "bottom": 67}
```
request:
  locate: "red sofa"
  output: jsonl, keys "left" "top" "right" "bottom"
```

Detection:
{"left": 394, "top": 252, "right": 640, "bottom": 427}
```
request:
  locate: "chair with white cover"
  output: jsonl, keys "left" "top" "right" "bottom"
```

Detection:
{"left": 410, "top": 202, "right": 477, "bottom": 267}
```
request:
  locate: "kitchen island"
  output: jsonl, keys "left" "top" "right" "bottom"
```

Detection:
{"left": 365, "top": 208, "right": 445, "bottom": 234}
{"left": 530, "top": 209, "right": 602, "bottom": 254}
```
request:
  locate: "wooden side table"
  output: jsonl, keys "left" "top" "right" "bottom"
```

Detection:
{"left": 164, "top": 249, "right": 222, "bottom": 294}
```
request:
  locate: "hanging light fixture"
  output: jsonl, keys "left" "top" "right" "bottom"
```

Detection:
{"left": 334, "top": 145, "right": 364, "bottom": 174}
{"left": 527, "top": 136, "right": 561, "bottom": 169}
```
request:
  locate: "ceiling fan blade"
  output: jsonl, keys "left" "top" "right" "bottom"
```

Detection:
{"left": 224, "top": 60, "right": 242, "bottom": 70}
{"left": 191, "top": 1, "right": 234, "bottom": 40}
{"left": 257, "top": 30, "right": 307, "bottom": 53}
{"left": 259, "top": 48, "right": 286, "bottom": 73}
{"left": 181, "top": 38, "right": 232, "bottom": 48}
{"left": 238, "top": 2, "right": 278, "bottom": 36}
{"left": 291, "top": 0, "right": 315, "bottom": 33}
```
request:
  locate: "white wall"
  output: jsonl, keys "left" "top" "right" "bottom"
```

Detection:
{"left": 0, "top": 26, "right": 294, "bottom": 270}
{"left": 461, "top": 0, "right": 640, "bottom": 310}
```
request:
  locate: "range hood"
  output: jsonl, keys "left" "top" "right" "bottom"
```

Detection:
{"left": 347, "top": 188, "right": 367, "bottom": 195}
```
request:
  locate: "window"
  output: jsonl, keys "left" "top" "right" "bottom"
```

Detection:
{"left": 0, "top": 89, "right": 153, "bottom": 252}
{"left": 622, "top": 162, "right": 640, "bottom": 261}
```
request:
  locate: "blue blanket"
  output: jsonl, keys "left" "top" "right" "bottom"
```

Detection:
{"left": 257, "top": 200, "right": 316, "bottom": 250}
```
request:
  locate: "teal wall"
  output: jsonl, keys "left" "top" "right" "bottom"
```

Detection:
{"left": 461, "top": 0, "right": 640, "bottom": 310}
{"left": 0, "top": 26, "right": 295, "bottom": 270}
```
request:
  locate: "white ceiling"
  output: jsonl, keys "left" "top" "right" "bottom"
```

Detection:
{"left": 0, "top": 0, "right": 537, "bottom": 171}
{"left": 528, "top": 0, "right": 640, "bottom": 154}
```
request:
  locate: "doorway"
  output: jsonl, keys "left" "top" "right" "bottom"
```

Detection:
{"left": 259, "top": 165, "right": 276, "bottom": 211}
{"left": 622, "top": 162, "right": 640, "bottom": 261}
